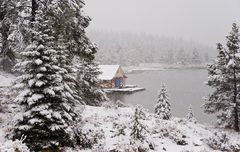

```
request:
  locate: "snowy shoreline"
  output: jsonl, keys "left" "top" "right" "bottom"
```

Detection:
{"left": 124, "top": 64, "right": 208, "bottom": 73}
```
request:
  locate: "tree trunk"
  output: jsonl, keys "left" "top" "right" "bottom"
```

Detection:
{"left": 31, "top": 0, "right": 37, "bottom": 23}
{"left": 1, "top": 19, "right": 12, "bottom": 72}
{"left": 30, "top": 0, "right": 37, "bottom": 41}
{"left": 233, "top": 66, "right": 239, "bottom": 132}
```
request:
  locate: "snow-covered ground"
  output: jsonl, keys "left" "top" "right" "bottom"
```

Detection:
{"left": 1, "top": 104, "right": 240, "bottom": 151}
{"left": 0, "top": 71, "right": 16, "bottom": 87}
{"left": 0, "top": 71, "right": 16, "bottom": 143}
{"left": 75, "top": 105, "right": 240, "bottom": 152}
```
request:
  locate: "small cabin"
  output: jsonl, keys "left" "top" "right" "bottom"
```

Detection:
{"left": 99, "top": 65, "right": 127, "bottom": 89}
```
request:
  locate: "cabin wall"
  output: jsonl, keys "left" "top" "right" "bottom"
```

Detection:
{"left": 100, "top": 80, "right": 113, "bottom": 88}
{"left": 115, "top": 68, "right": 124, "bottom": 78}
{"left": 100, "top": 77, "right": 126, "bottom": 89}
{"left": 123, "top": 77, "right": 126, "bottom": 86}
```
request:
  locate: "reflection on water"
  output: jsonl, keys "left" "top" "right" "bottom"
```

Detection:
{"left": 107, "top": 69, "right": 215, "bottom": 124}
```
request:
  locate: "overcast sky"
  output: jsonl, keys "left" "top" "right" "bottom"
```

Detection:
{"left": 84, "top": 0, "right": 240, "bottom": 46}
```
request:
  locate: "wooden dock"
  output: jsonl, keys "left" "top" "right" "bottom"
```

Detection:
{"left": 103, "top": 85, "right": 145, "bottom": 94}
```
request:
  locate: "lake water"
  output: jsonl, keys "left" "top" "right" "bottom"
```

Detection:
{"left": 108, "top": 69, "right": 215, "bottom": 124}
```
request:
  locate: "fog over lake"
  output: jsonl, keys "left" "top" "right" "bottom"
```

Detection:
{"left": 108, "top": 69, "right": 215, "bottom": 124}
{"left": 85, "top": 0, "right": 240, "bottom": 46}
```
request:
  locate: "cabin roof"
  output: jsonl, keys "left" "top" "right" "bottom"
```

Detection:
{"left": 99, "top": 65, "right": 123, "bottom": 80}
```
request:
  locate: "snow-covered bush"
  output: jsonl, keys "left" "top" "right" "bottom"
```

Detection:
{"left": 206, "top": 132, "right": 229, "bottom": 151}
{"left": 109, "top": 120, "right": 130, "bottom": 151}
{"left": 102, "top": 101, "right": 118, "bottom": 109}
{"left": 229, "top": 144, "right": 240, "bottom": 152}
{"left": 74, "top": 129, "right": 94, "bottom": 149}
{"left": 206, "top": 132, "right": 240, "bottom": 152}
{"left": 109, "top": 141, "right": 152, "bottom": 152}
{"left": 169, "top": 131, "right": 188, "bottom": 145}
{"left": 129, "top": 140, "right": 151, "bottom": 152}
{"left": 102, "top": 100, "right": 129, "bottom": 109}
{"left": 92, "top": 141, "right": 105, "bottom": 152}
{"left": 112, "top": 121, "right": 127, "bottom": 137}
{"left": 116, "top": 100, "right": 129, "bottom": 108}
{"left": 74, "top": 128, "right": 105, "bottom": 150}
{"left": 0, "top": 137, "right": 30, "bottom": 152}
{"left": 152, "top": 120, "right": 188, "bottom": 145}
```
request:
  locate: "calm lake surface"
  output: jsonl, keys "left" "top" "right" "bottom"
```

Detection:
{"left": 108, "top": 69, "right": 215, "bottom": 124}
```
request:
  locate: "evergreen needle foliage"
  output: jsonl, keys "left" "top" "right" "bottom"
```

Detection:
{"left": 130, "top": 105, "right": 148, "bottom": 142}
{"left": 204, "top": 23, "right": 240, "bottom": 132}
{"left": 9, "top": 0, "right": 106, "bottom": 150}
{"left": 154, "top": 84, "right": 171, "bottom": 120}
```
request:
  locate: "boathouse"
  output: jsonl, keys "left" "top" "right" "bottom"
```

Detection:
{"left": 99, "top": 65, "right": 127, "bottom": 89}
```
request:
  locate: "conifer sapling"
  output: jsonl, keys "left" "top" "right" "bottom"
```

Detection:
{"left": 154, "top": 84, "right": 171, "bottom": 120}
{"left": 187, "top": 105, "right": 197, "bottom": 123}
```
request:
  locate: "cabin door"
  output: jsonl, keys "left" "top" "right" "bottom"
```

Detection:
{"left": 115, "top": 78, "right": 121, "bottom": 88}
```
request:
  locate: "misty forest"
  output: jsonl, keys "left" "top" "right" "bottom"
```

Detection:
{"left": 0, "top": 0, "right": 240, "bottom": 152}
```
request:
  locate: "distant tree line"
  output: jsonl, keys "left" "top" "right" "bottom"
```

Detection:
{"left": 88, "top": 31, "right": 215, "bottom": 66}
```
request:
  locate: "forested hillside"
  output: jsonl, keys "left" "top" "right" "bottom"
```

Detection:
{"left": 88, "top": 30, "right": 215, "bottom": 66}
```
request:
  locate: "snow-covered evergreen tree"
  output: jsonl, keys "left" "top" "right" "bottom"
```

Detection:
{"left": 204, "top": 23, "right": 240, "bottom": 132}
{"left": 191, "top": 49, "right": 202, "bottom": 64}
{"left": 154, "top": 84, "right": 171, "bottom": 120}
{"left": 0, "top": 0, "right": 18, "bottom": 72}
{"left": 12, "top": 2, "right": 78, "bottom": 151}
{"left": 187, "top": 105, "right": 197, "bottom": 123}
{"left": 1, "top": 0, "right": 106, "bottom": 106}
{"left": 130, "top": 105, "right": 148, "bottom": 142}
{"left": 47, "top": 0, "right": 107, "bottom": 105}
{"left": 176, "top": 49, "right": 188, "bottom": 65}
{"left": 0, "top": 0, "right": 31, "bottom": 72}
{"left": 76, "top": 52, "right": 107, "bottom": 106}
{"left": 129, "top": 105, "right": 152, "bottom": 151}
{"left": 9, "top": 0, "right": 106, "bottom": 150}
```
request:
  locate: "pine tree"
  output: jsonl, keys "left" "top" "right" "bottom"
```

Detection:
{"left": 154, "top": 84, "right": 171, "bottom": 120}
{"left": 191, "top": 49, "right": 202, "bottom": 64}
{"left": 204, "top": 52, "right": 209, "bottom": 63}
{"left": 204, "top": 23, "right": 240, "bottom": 132}
{"left": 0, "top": 0, "right": 17, "bottom": 72}
{"left": 11, "top": 0, "right": 106, "bottom": 150}
{"left": 130, "top": 105, "right": 148, "bottom": 142}
{"left": 0, "top": 0, "right": 32, "bottom": 72}
{"left": 166, "top": 49, "right": 175, "bottom": 64}
{"left": 187, "top": 105, "right": 197, "bottom": 123}
{"left": 12, "top": 2, "right": 78, "bottom": 151}
{"left": 48, "top": 0, "right": 106, "bottom": 105}
{"left": 76, "top": 51, "right": 107, "bottom": 106}
{"left": 176, "top": 49, "right": 188, "bottom": 65}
